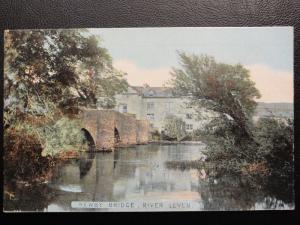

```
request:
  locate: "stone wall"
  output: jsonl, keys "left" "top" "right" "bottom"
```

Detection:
{"left": 82, "top": 109, "right": 115, "bottom": 151}
{"left": 81, "top": 109, "right": 149, "bottom": 151}
{"left": 115, "top": 112, "right": 138, "bottom": 146}
{"left": 136, "top": 120, "right": 150, "bottom": 144}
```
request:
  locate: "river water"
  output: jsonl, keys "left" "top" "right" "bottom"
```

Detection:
{"left": 4, "top": 144, "right": 294, "bottom": 212}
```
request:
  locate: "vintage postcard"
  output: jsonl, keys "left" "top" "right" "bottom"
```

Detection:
{"left": 3, "top": 27, "right": 294, "bottom": 212}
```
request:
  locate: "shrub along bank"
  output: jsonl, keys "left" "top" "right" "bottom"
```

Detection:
{"left": 3, "top": 109, "right": 88, "bottom": 188}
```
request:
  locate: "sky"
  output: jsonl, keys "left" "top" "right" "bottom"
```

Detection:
{"left": 89, "top": 27, "right": 293, "bottom": 103}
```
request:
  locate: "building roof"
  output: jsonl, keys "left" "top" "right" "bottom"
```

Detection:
{"left": 131, "top": 85, "right": 177, "bottom": 98}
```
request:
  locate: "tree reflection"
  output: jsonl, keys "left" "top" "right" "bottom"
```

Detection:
{"left": 199, "top": 170, "right": 294, "bottom": 210}
{"left": 261, "top": 172, "right": 294, "bottom": 209}
{"left": 79, "top": 151, "right": 95, "bottom": 178}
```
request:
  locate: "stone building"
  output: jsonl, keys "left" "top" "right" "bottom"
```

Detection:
{"left": 113, "top": 85, "right": 294, "bottom": 133}
{"left": 114, "top": 85, "right": 209, "bottom": 132}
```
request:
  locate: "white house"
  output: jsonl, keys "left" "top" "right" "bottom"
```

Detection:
{"left": 111, "top": 85, "right": 293, "bottom": 133}
{"left": 114, "top": 85, "right": 210, "bottom": 132}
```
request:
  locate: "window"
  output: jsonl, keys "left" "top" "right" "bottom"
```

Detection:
{"left": 148, "top": 90, "right": 154, "bottom": 96}
{"left": 147, "top": 113, "right": 155, "bottom": 120}
{"left": 119, "top": 104, "right": 127, "bottom": 113}
{"left": 165, "top": 102, "right": 172, "bottom": 112}
{"left": 186, "top": 124, "right": 193, "bottom": 130}
{"left": 122, "top": 105, "right": 127, "bottom": 113}
{"left": 147, "top": 102, "right": 154, "bottom": 111}
{"left": 186, "top": 113, "right": 193, "bottom": 119}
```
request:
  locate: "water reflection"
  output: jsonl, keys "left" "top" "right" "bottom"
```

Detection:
{"left": 4, "top": 183, "right": 58, "bottom": 212}
{"left": 4, "top": 144, "right": 294, "bottom": 212}
{"left": 46, "top": 144, "right": 203, "bottom": 211}
{"left": 199, "top": 174, "right": 294, "bottom": 210}
{"left": 79, "top": 151, "right": 95, "bottom": 178}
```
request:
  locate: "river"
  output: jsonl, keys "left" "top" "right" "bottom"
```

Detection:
{"left": 4, "top": 143, "right": 294, "bottom": 212}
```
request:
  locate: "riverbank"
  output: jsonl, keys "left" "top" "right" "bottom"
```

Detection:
{"left": 165, "top": 159, "right": 205, "bottom": 170}
{"left": 149, "top": 140, "right": 204, "bottom": 145}
{"left": 4, "top": 148, "right": 80, "bottom": 202}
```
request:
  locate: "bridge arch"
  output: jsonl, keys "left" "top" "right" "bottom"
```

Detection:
{"left": 80, "top": 109, "right": 150, "bottom": 150}
{"left": 81, "top": 128, "right": 96, "bottom": 151}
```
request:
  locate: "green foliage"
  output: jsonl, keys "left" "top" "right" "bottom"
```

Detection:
{"left": 37, "top": 117, "right": 85, "bottom": 156}
{"left": 5, "top": 111, "right": 86, "bottom": 156}
{"left": 163, "top": 115, "right": 187, "bottom": 141}
{"left": 4, "top": 29, "right": 128, "bottom": 124}
{"left": 170, "top": 52, "right": 294, "bottom": 186}
{"left": 96, "top": 69, "right": 129, "bottom": 109}
{"left": 4, "top": 97, "right": 57, "bottom": 128}
{"left": 201, "top": 117, "right": 294, "bottom": 183}
{"left": 254, "top": 118, "right": 294, "bottom": 179}
{"left": 170, "top": 52, "right": 261, "bottom": 162}
{"left": 190, "top": 129, "right": 202, "bottom": 141}
{"left": 150, "top": 130, "right": 161, "bottom": 141}
{"left": 4, "top": 128, "right": 55, "bottom": 184}
{"left": 170, "top": 52, "right": 261, "bottom": 139}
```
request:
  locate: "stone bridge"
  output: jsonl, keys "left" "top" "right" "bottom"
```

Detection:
{"left": 79, "top": 109, "right": 150, "bottom": 151}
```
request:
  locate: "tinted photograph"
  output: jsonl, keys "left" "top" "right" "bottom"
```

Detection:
{"left": 3, "top": 27, "right": 294, "bottom": 212}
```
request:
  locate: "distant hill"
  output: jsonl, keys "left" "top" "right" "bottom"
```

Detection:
{"left": 255, "top": 102, "right": 293, "bottom": 118}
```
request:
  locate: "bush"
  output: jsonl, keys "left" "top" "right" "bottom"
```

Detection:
{"left": 150, "top": 130, "right": 161, "bottom": 141}
{"left": 204, "top": 117, "right": 294, "bottom": 183}
{"left": 203, "top": 116, "right": 256, "bottom": 174}
{"left": 4, "top": 128, "right": 56, "bottom": 184}
{"left": 38, "top": 117, "right": 85, "bottom": 156}
{"left": 254, "top": 118, "right": 294, "bottom": 180}
{"left": 164, "top": 115, "right": 187, "bottom": 141}
{"left": 7, "top": 114, "right": 86, "bottom": 156}
{"left": 190, "top": 129, "right": 211, "bottom": 141}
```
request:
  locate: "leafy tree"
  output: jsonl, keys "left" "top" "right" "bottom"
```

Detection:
{"left": 4, "top": 29, "right": 128, "bottom": 126}
{"left": 37, "top": 117, "right": 85, "bottom": 156}
{"left": 169, "top": 52, "right": 262, "bottom": 171}
{"left": 170, "top": 52, "right": 294, "bottom": 178}
{"left": 170, "top": 52, "right": 261, "bottom": 141}
{"left": 163, "top": 115, "right": 187, "bottom": 141}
